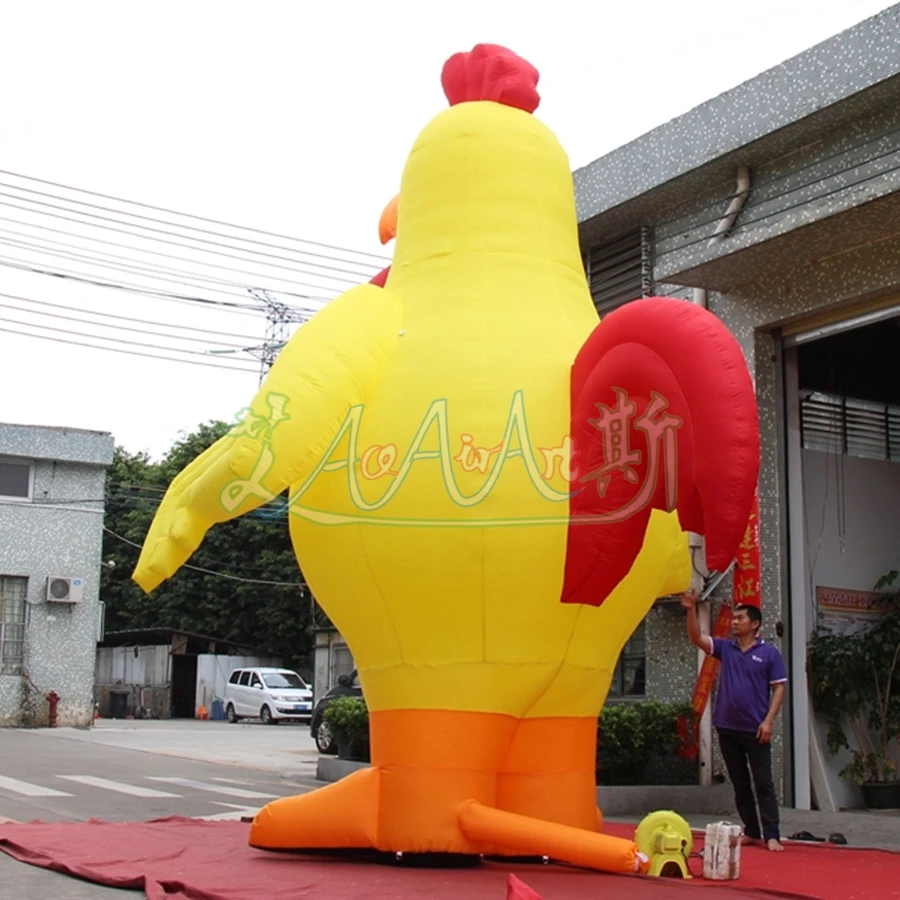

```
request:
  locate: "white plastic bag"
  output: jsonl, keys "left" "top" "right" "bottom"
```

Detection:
{"left": 702, "top": 821, "right": 743, "bottom": 880}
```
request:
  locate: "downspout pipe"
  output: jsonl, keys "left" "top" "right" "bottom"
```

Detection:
{"left": 692, "top": 165, "right": 752, "bottom": 310}
{"left": 708, "top": 165, "right": 752, "bottom": 247}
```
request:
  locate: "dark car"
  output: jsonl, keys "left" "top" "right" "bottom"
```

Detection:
{"left": 310, "top": 669, "right": 363, "bottom": 754}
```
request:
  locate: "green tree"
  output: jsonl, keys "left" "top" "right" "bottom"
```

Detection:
{"left": 100, "top": 421, "right": 313, "bottom": 670}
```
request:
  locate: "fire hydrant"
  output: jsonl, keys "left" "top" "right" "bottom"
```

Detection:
{"left": 45, "top": 690, "right": 61, "bottom": 727}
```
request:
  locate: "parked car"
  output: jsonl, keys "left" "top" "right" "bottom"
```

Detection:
{"left": 224, "top": 667, "right": 313, "bottom": 725}
{"left": 310, "top": 669, "right": 363, "bottom": 753}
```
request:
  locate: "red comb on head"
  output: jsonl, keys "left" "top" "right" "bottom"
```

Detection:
{"left": 441, "top": 44, "right": 540, "bottom": 114}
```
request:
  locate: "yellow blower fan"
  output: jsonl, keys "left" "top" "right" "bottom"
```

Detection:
{"left": 635, "top": 810, "right": 693, "bottom": 879}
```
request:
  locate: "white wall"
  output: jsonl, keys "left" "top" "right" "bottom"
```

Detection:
{"left": 194, "top": 654, "right": 281, "bottom": 716}
{"left": 801, "top": 449, "right": 900, "bottom": 808}
{"left": 96, "top": 645, "right": 170, "bottom": 686}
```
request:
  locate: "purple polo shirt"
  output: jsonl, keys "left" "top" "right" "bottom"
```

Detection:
{"left": 707, "top": 636, "right": 788, "bottom": 732}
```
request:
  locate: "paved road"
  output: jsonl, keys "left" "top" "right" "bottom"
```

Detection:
{"left": 32, "top": 717, "right": 322, "bottom": 775}
{"left": 0, "top": 726, "right": 319, "bottom": 824}
{"left": 0, "top": 720, "right": 322, "bottom": 898}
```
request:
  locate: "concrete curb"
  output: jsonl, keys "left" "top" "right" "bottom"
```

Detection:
{"left": 316, "top": 757, "right": 734, "bottom": 816}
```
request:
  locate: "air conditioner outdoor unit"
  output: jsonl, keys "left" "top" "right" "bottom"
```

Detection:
{"left": 46, "top": 576, "right": 84, "bottom": 603}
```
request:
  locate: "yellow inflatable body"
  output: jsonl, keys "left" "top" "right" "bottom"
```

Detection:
{"left": 133, "top": 44, "right": 760, "bottom": 876}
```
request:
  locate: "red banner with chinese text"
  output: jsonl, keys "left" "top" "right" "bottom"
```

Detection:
{"left": 732, "top": 492, "right": 761, "bottom": 608}
{"left": 677, "top": 492, "right": 761, "bottom": 756}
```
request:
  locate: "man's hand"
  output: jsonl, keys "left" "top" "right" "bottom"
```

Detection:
{"left": 757, "top": 720, "right": 773, "bottom": 744}
{"left": 680, "top": 588, "right": 699, "bottom": 610}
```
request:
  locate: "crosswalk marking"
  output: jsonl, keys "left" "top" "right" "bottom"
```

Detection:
{"left": 0, "top": 775, "right": 73, "bottom": 798}
{"left": 56, "top": 776, "right": 182, "bottom": 798}
{"left": 209, "top": 778, "right": 255, "bottom": 786}
{"left": 197, "top": 803, "right": 262, "bottom": 821}
{"left": 145, "top": 777, "right": 277, "bottom": 799}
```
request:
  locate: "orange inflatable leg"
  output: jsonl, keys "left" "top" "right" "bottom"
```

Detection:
{"left": 371, "top": 709, "right": 518, "bottom": 854}
{"left": 250, "top": 710, "right": 518, "bottom": 854}
{"left": 496, "top": 717, "right": 600, "bottom": 832}
{"left": 249, "top": 708, "right": 633, "bottom": 873}
{"left": 458, "top": 800, "right": 647, "bottom": 875}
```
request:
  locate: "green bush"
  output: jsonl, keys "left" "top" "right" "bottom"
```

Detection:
{"left": 596, "top": 701, "right": 698, "bottom": 786}
{"left": 323, "top": 696, "right": 370, "bottom": 760}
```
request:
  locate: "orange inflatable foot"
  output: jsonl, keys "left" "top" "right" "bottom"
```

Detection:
{"left": 249, "top": 767, "right": 378, "bottom": 850}
{"left": 459, "top": 800, "right": 647, "bottom": 875}
{"left": 497, "top": 717, "right": 600, "bottom": 831}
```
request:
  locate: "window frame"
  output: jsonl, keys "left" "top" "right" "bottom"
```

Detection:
{"left": 0, "top": 575, "right": 28, "bottom": 676}
{"left": 0, "top": 458, "right": 34, "bottom": 502}
{"left": 608, "top": 618, "right": 647, "bottom": 699}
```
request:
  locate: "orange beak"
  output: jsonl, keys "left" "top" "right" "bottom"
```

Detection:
{"left": 379, "top": 195, "right": 398, "bottom": 245}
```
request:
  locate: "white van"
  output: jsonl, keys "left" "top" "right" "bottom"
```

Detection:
{"left": 224, "top": 667, "right": 313, "bottom": 725}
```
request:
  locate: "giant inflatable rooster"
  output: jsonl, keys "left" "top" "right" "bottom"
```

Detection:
{"left": 133, "top": 45, "right": 759, "bottom": 875}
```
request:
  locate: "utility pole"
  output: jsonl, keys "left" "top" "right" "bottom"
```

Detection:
{"left": 246, "top": 288, "right": 313, "bottom": 385}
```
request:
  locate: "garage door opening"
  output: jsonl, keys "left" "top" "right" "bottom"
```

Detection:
{"left": 784, "top": 313, "right": 900, "bottom": 811}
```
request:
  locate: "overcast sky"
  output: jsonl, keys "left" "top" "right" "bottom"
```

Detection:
{"left": 0, "top": 0, "right": 894, "bottom": 460}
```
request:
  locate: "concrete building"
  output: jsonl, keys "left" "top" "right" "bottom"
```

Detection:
{"left": 0, "top": 422, "right": 114, "bottom": 727}
{"left": 95, "top": 627, "right": 282, "bottom": 720}
{"left": 573, "top": 4, "right": 900, "bottom": 810}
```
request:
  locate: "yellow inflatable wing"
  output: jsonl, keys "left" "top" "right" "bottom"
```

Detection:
{"left": 132, "top": 284, "right": 402, "bottom": 593}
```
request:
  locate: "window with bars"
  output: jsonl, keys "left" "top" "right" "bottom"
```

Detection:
{"left": 801, "top": 391, "right": 900, "bottom": 461}
{"left": 608, "top": 618, "right": 647, "bottom": 698}
{"left": 0, "top": 575, "right": 27, "bottom": 675}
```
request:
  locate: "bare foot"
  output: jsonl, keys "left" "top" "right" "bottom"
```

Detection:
{"left": 767, "top": 839, "right": 785, "bottom": 852}
{"left": 741, "top": 836, "right": 762, "bottom": 846}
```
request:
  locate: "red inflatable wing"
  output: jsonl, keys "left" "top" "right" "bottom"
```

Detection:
{"left": 560, "top": 297, "right": 760, "bottom": 607}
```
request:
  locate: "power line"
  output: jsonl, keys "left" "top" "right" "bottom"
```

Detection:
{"left": 104, "top": 484, "right": 289, "bottom": 523}
{"left": 103, "top": 527, "right": 303, "bottom": 586}
{"left": 0, "top": 291, "right": 261, "bottom": 341}
{"left": 0, "top": 300, "right": 255, "bottom": 350}
{"left": 0, "top": 324, "right": 258, "bottom": 373}
{"left": 0, "top": 256, "right": 266, "bottom": 315}
{"left": 0, "top": 168, "right": 390, "bottom": 264}
{"left": 0, "top": 237, "right": 314, "bottom": 311}
{"left": 0, "top": 230, "right": 313, "bottom": 303}
{"left": 0, "top": 177, "right": 382, "bottom": 274}
{"left": 0, "top": 216, "right": 337, "bottom": 301}
{"left": 0, "top": 189, "right": 380, "bottom": 285}
{"left": 0, "top": 313, "right": 260, "bottom": 363}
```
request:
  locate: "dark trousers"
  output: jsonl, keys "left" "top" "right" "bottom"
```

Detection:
{"left": 716, "top": 728, "right": 780, "bottom": 841}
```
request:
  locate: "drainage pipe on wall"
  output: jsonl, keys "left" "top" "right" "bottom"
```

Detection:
{"left": 691, "top": 165, "right": 752, "bottom": 311}
{"left": 709, "top": 165, "right": 752, "bottom": 247}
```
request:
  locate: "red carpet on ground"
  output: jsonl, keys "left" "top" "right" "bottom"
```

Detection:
{"left": 0, "top": 817, "right": 898, "bottom": 900}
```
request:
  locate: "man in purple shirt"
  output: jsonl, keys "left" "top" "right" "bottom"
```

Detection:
{"left": 681, "top": 589, "right": 788, "bottom": 852}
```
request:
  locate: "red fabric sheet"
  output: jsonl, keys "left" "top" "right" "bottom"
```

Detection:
{"left": 1, "top": 817, "right": 898, "bottom": 900}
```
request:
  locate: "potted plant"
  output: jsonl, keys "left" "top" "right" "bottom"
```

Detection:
{"left": 807, "top": 570, "right": 900, "bottom": 809}
{"left": 323, "top": 695, "right": 370, "bottom": 762}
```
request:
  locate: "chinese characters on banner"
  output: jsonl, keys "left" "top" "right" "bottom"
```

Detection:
{"left": 815, "top": 585, "right": 886, "bottom": 637}
{"left": 732, "top": 492, "right": 761, "bottom": 609}
{"left": 679, "top": 492, "right": 761, "bottom": 757}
